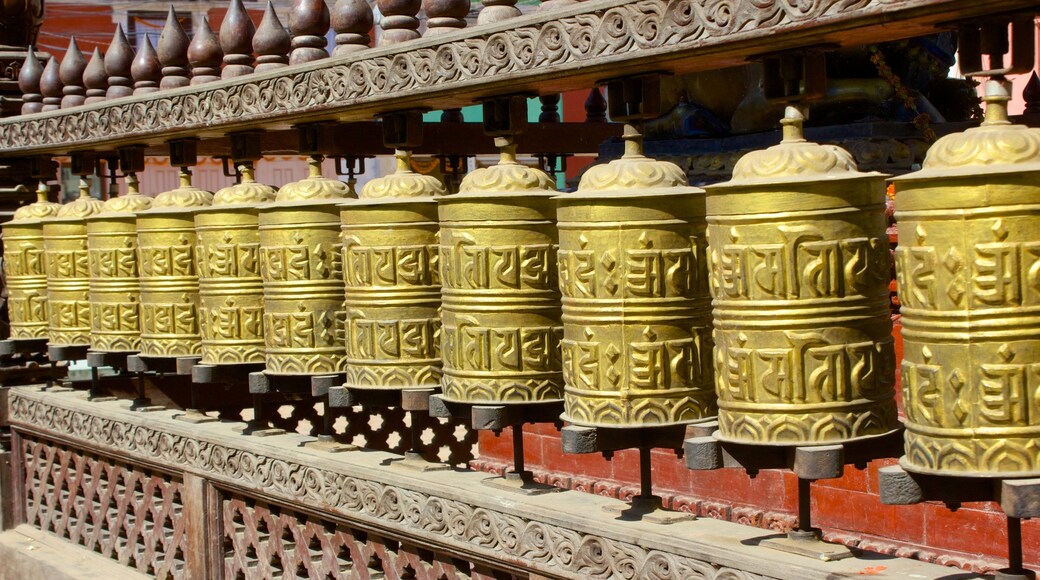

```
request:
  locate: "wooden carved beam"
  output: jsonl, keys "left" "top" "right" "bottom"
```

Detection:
{"left": 1, "top": 0, "right": 1036, "bottom": 155}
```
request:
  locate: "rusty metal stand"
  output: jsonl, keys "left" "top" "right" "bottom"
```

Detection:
{"left": 47, "top": 344, "right": 89, "bottom": 393}
{"left": 329, "top": 384, "right": 447, "bottom": 469}
{"left": 879, "top": 466, "right": 1040, "bottom": 579}
{"left": 685, "top": 430, "right": 904, "bottom": 560}
{"left": 175, "top": 361, "right": 265, "bottom": 424}
{"left": 429, "top": 395, "right": 563, "bottom": 494}
{"left": 247, "top": 372, "right": 357, "bottom": 452}
{"left": 0, "top": 338, "right": 65, "bottom": 389}
{"left": 561, "top": 422, "right": 705, "bottom": 523}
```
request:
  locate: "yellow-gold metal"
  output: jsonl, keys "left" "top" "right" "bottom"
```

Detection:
{"left": 86, "top": 174, "right": 154, "bottom": 352}
{"left": 195, "top": 165, "right": 276, "bottom": 365}
{"left": 259, "top": 157, "right": 352, "bottom": 375}
{"left": 43, "top": 179, "right": 104, "bottom": 347}
{"left": 2, "top": 181, "right": 61, "bottom": 339}
{"left": 437, "top": 139, "right": 563, "bottom": 404}
{"left": 341, "top": 150, "right": 445, "bottom": 390}
{"left": 556, "top": 125, "right": 716, "bottom": 427}
{"left": 706, "top": 105, "right": 898, "bottom": 446}
{"left": 894, "top": 78, "right": 1040, "bottom": 477}
{"left": 135, "top": 170, "right": 214, "bottom": 357}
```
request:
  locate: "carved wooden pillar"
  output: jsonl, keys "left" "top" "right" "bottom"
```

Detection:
{"left": 132, "top": 38, "right": 161, "bottom": 95}
{"left": 289, "top": 0, "right": 331, "bottom": 64}
{"left": 254, "top": 1, "right": 290, "bottom": 72}
{"left": 331, "top": 0, "right": 373, "bottom": 55}
{"left": 477, "top": 0, "right": 519, "bottom": 25}
{"left": 17, "top": 47, "right": 43, "bottom": 114}
{"left": 59, "top": 38, "right": 87, "bottom": 108}
{"left": 39, "top": 55, "right": 61, "bottom": 112}
{"left": 158, "top": 7, "right": 191, "bottom": 89}
{"left": 83, "top": 48, "right": 107, "bottom": 105}
{"left": 188, "top": 17, "right": 222, "bottom": 85}
{"left": 105, "top": 26, "right": 134, "bottom": 99}
{"left": 423, "top": 0, "right": 469, "bottom": 34}
{"left": 221, "top": 0, "right": 255, "bottom": 78}
{"left": 377, "top": 0, "right": 421, "bottom": 45}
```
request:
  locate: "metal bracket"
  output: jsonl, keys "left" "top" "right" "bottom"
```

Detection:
{"left": 957, "top": 12, "right": 1036, "bottom": 77}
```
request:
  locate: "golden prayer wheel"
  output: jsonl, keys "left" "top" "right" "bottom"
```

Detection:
{"left": 437, "top": 141, "right": 563, "bottom": 403}
{"left": 341, "top": 150, "right": 445, "bottom": 390}
{"left": 557, "top": 126, "right": 716, "bottom": 427}
{"left": 894, "top": 79, "right": 1040, "bottom": 476}
{"left": 135, "top": 172, "right": 213, "bottom": 357}
{"left": 43, "top": 180, "right": 104, "bottom": 347}
{"left": 85, "top": 175, "right": 153, "bottom": 352}
{"left": 705, "top": 105, "right": 898, "bottom": 446}
{"left": 2, "top": 182, "right": 61, "bottom": 339}
{"left": 258, "top": 157, "right": 352, "bottom": 375}
{"left": 195, "top": 166, "right": 275, "bottom": 365}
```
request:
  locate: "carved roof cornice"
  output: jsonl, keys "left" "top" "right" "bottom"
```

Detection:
{"left": 1, "top": 0, "right": 1036, "bottom": 155}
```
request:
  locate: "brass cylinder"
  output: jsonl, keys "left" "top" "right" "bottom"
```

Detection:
{"left": 437, "top": 143, "right": 563, "bottom": 403}
{"left": 195, "top": 166, "right": 275, "bottom": 365}
{"left": 3, "top": 183, "right": 61, "bottom": 339}
{"left": 259, "top": 158, "right": 352, "bottom": 375}
{"left": 43, "top": 181, "right": 104, "bottom": 347}
{"left": 341, "top": 150, "right": 445, "bottom": 390}
{"left": 86, "top": 176, "right": 153, "bottom": 352}
{"left": 706, "top": 106, "right": 898, "bottom": 446}
{"left": 557, "top": 127, "right": 716, "bottom": 427}
{"left": 894, "top": 79, "right": 1040, "bottom": 476}
{"left": 135, "top": 173, "right": 213, "bottom": 357}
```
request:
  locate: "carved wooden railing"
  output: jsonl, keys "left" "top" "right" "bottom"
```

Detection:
{"left": 2, "top": 0, "right": 1039, "bottom": 155}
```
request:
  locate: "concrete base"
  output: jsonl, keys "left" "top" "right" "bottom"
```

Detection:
{"left": 0, "top": 526, "right": 149, "bottom": 580}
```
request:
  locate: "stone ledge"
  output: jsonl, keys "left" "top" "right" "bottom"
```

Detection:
{"left": 7, "top": 387, "right": 982, "bottom": 579}
{"left": 0, "top": 525, "right": 150, "bottom": 580}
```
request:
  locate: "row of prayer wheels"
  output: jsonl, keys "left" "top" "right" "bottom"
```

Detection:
{"left": 3, "top": 78, "right": 1038, "bottom": 479}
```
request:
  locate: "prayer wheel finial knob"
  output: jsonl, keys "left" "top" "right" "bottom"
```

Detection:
{"left": 59, "top": 37, "right": 87, "bottom": 108}
{"left": 18, "top": 46, "right": 44, "bottom": 114}
{"left": 290, "top": 0, "right": 331, "bottom": 64}
{"left": 39, "top": 55, "right": 61, "bottom": 112}
{"left": 132, "top": 37, "right": 162, "bottom": 95}
{"left": 221, "top": 0, "right": 256, "bottom": 78}
{"left": 105, "top": 25, "right": 134, "bottom": 99}
{"left": 158, "top": 6, "right": 191, "bottom": 89}
{"left": 83, "top": 48, "right": 108, "bottom": 105}
{"left": 331, "top": 0, "right": 373, "bottom": 55}
{"left": 376, "top": 0, "right": 421, "bottom": 45}
{"left": 254, "top": 1, "right": 290, "bottom": 72}
{"left": 188, "top": 17, "right": 222, "bottom": 84}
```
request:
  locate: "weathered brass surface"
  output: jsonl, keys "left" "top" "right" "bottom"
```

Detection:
{"left": 706, "top": 106, "right": 898, "bottom": 446}
{"left": 438, "top": 141, "right": 563, "bottom": 404}
{"left": 43, "top": 180, "right": 104, "bottom": 346}
{"left": 196, "top": 166, "right": 275, "bottom": 365}
{"left": 258, "top": 159, "right": 352, "bottom": 375}
{"left": 2, "top": 182, "right": 60, "bottom": 339}
{"left": 341, "top": 150, "right": 445, "bottom": 390}
{"left": 135, "top": 171, "right": 213, "bottom": 357}
{"left": 86, "top": 175, "right": 154, "bottom": 352}
{"left": 894, "top": 79, "right": 1040, "bottom": 477}
{"left": 556, "top": 126, "right": 716, "bottom": 427}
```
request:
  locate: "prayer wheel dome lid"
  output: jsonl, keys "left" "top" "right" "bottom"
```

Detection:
{"left": 11, "top": 182, "right": 61, "bottom": 221}
{"left": 575, "top": 125, "right": 700, "bottom": 197}
{"left": 713, "top": 106, "right": 880, "bottom": 189}
{"left": 100, "top": 175, "right": 154, "bottom": 213}
{"left": 893, "top": 79, "right": 1040, "bottom": 182}
{"left": 56, "top": 180, "right": 104, "bottom": 218}
{"left": 211, "top": 164, "right": 277, "bottom": 206}
{"left": 455, "top": 139, "right": 556, "bottom": 196}
{"left": 154, "top": 170, "right": 215, "bottom": 208}
{"left": 275, "top": 157, "right": 354, "bottom": 202}
{"left": 359, "top": 149, "right": 447, "bottom": 199}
